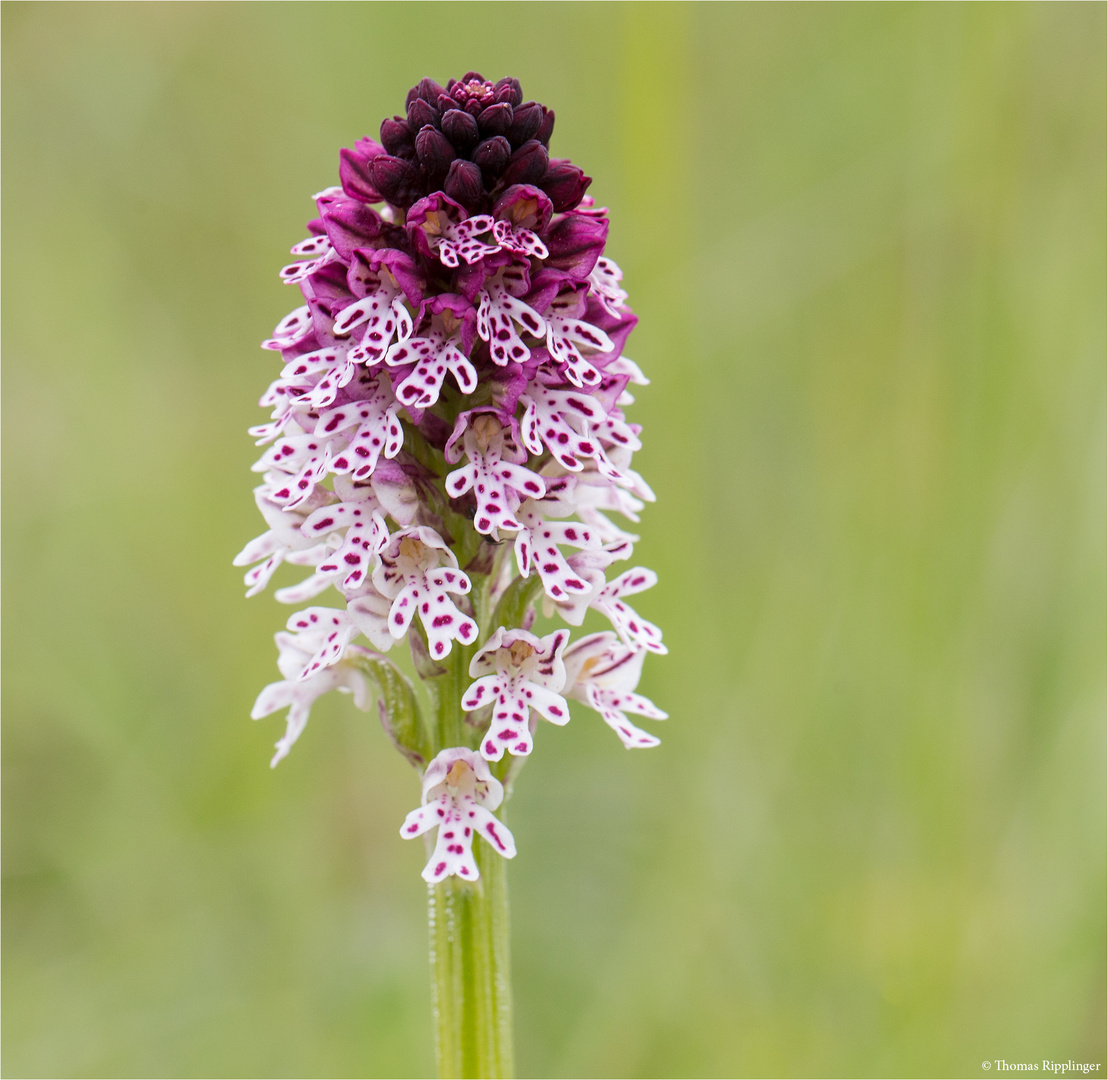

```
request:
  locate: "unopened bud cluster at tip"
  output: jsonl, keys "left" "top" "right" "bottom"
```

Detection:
{"left": 347, "top": 73, "right": 589, "bottom": 216}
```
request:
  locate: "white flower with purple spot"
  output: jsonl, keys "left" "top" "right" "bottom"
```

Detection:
{"left": 477, "top": 274, "right": 546, "bottom": 367}
{"left": 462, "top": 627, "right": 570, "bottom": 761}
{"left": 589, "top": 566, "right": 667, "bottom": 654}
{"left": 407, "top": 194, "right": 498, "bottom": 269}
{"left": 310, "top": 507, "right": 389, "bottom": 593}
{"left": 252, "top": 632, "right": 375, "bottom": 767}
{"left": 279, "top": 346, "right": 359, "bottom": 411}
{"left": 400, "top": 748, "right": 515, "bottom": 883}
{"left": 254, "top": 424, "right": 338, "bottom": 511}
{"left": 346, "top": 295, "right": 414, "bottom": 367}
{"left": 512, "top": 499, "right": 599, "bottom": 602}
{"left": 563, "top": 632, "right": 667, "bottom": 748}
{"left": 314, "top": 375, "right": 404, "bottom": 481}
{"left": 492, "top": 217, "right": 548, "bottom": 260}
{"left": 518, "top": 378, "right": 607, "bottom": 472}
{"left": 445, "top": 414, "right": 546, "bottom": 538}
{"left": 372, "top": 527, "right": 477, "bottom": 659}
{"left": 332, "top": 277, "right": 414, "bottom": 367}
{"left": 587, "top": 256, "right": 629, "bottom": 319}
{"left": 385, "top": 296, "right": 479, "bottom": 410}
{"left": 234, "top": 483, "right": 334, "bottom": 597}
{"left": 490, "top": 183, "right": 553, "bottom": 261}
{"left": 544, "top": 287, "right": 613, "bottom": 388}
{"left": 279, "top": 233, "right": 340, "bottom": 285}
{"left": 262, "top": 305, "right": 314, "bottom": 352}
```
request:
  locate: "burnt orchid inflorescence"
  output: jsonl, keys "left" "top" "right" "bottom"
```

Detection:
{"left": 237, "top": 74, "right": 665, "bottom": 885}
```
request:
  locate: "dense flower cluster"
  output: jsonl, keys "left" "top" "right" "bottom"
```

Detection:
{"left": 238, "top": 74, "right": 665, "bottom": 882}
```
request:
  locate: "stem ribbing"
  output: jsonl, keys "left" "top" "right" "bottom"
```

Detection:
{"left": 429, "top": 841, "right": 514, "bottom": 1078}
{"left": 426, "top": 628, "right": 514, "bottom": 1078}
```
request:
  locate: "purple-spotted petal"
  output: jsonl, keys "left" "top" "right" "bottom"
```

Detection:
{"left": 462, "top": 628, "right": 571, "bottom": 761}
{"left": 512, "top": 504, "right": 599, "bottom": 602}
{"left": 263, "top": 305, "right": 315, "bottom": 351}
{"left": 386, "top": 332, "right": 478, "bottom": 410}
{"left": 401, "top": 749, "right": 515, "bottom": 882}
{"left": 372, "top": 529, "right": 477, "bottom": 659}
{"left": 477, "top": 280, "right": 546, "bottom": 366}
{"left": 334, "top": 289, "right": 413, "bottom": 366}
{"left": 591, "top": 567, "right": 666, "bottom": 654}
{"left": 445, "top": 427, "right": 545, "bottom": 538}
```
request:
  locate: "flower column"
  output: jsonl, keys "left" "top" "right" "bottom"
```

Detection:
{"left": 238, "top": 73, "right": 667, "bottom": 1080}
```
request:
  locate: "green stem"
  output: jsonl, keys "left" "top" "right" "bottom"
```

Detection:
{"left": 429, "top": 833, "right": 514, "bottom": 1079}
{"left": 427, "top": 635, "right": 515, "bottom": 1079}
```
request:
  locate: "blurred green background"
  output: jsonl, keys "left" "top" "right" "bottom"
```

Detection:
{"left": 3, "top": 3, "right": 1104, "bottom": 1077}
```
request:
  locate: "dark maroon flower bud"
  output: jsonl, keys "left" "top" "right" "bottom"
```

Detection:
{"left": 544, "top": 213, "right": 608, "bottom": 278}
{"left": 477, "top": 101, "right": 513, "bottom": 137}
{"left": 507, "top": 102, "right": 543, "bottom": 147}
{"left": 441, "top": 108, "right": 480, "bottom": 151}
{"left": 501, "top": 140, "right": 549, "bottom": 187}
{"left": 381, "top": 116, "right": 414, "bottom": 157}
{"left": 444, "top": 159, "right": 485, "bottom": 211}
{"left": 407, "top": 97, "right": 440, "bottom": 132}
{"left": 417, "top": 76, "right": 445, "bottom": 104}
{"left": 321, "top": 197, "right": 385, "bottom": 260}
{"left": 494, "top": 77, "right": 523, "bottom": 107}
{"left": 472, "top": 136, "right": 511, "bottom": 176}
{"left": 405, "top": 85, "right": 420, "bottom": 110}
{"left": 536, "top": 106, "right": 555, "bottom": 147}
{"left": 415, "top": 125, "right": 456, "bottom": 173}
{"left": 339, "top": 147, "right": 383, "bottom": 202}
{"left": 521, "top": 267, "right": 566, "bottom": 315}
{"left": 464, "top": 98, "right": 483, "bottom": 117}
{"left": 540, "top": 159, "right": 591, "bottom": 212}
{"left": 461, "top": 70, "right": 486, "bottom": 84}
{"left": 453, "top": 260, "right": 487, "bottom": 303}
{"left": 369, "top": 155, "right": 423, "bottom": 207}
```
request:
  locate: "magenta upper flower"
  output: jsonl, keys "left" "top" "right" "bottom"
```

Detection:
{"left": 238, "top": 74, "right": 664, "bottom": 882}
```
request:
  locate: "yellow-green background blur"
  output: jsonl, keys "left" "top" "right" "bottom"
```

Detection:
{"left": 3, "top": 3, "right": 1104, "bottom": 1077}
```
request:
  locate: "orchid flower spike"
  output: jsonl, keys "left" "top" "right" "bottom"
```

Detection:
{"left": 239, "top": 73, "right": 665, "bottom": 878}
